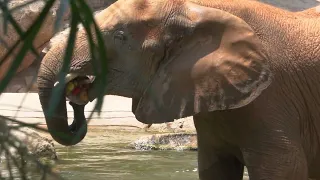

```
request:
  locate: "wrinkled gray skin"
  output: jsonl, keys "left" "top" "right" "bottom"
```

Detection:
{"left": 37, "top": 0, "right": 320, "bottom": 179}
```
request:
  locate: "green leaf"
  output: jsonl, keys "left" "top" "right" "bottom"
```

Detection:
{"left": 1, "top": 0, "right": 9, "bottom": 35}
{"left": 75, "top": 0, "right": 108, "bottom": 115}
{"left": 54, "top": 0, "right": 69, "bottom": 33}
{"left": 72, "top": 1, "right": 102, "bottom": 120}
{"left": 47, "top": 0, "right": 79, "bottom": 119}
{"left": 73, "top": 1, "right": 99, "bottom": 123}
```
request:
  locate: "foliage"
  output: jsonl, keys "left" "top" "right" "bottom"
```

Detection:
{"left": 0, "top": 0, "right": 108, "bottom": 179}
{"left": 0, "top": 117, "right": 63, "bottom": 180}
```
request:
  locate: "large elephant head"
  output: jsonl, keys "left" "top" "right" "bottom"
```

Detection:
{"left": 37, "top": 0, "right": 272, "bottom": 146}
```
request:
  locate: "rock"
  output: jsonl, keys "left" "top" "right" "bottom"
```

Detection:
{"left": 3, "top": 0, "right": 117, "bottom": 93}
{"left": 4, "top": 59, "right": 40, "bottom": 92}
{"left": 129, "top": 133, "right": 198, "bottom": 151}
{"left": 142, "top": 117, "right": 196, "bottom": 133}
{"left": 0, "top": 121, "right": 57, "bottom": 178}
{"left": 0, "top": 0, "right": 70, "bottom": 81}
{"left": 6, "top": 127, "right": 58, "bottom": 160}
{"left": 144, "top": 117, "right": 196, "bottom": 133}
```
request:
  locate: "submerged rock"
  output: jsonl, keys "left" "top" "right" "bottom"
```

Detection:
{"left": 129, "top": 133, "right": 198, "bottom": 151}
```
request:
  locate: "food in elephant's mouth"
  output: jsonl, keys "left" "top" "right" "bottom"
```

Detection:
{"left": 65, "top": 76, "right": 92, "bottom": 105}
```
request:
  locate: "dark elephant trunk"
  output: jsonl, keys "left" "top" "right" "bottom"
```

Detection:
{"left": 37, "top": 55, "right": 87, "bottom": 146}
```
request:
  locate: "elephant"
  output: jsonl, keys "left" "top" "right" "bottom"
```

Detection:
{"left": 37, "top": 0, "right": 320, "bottom": 179}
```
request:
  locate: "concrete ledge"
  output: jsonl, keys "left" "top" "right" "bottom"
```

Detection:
{"left": 0, "top": 93, "right": 195, "bottom": 132}
{"left": 0, "top": 93, "right": 137, "bottom": 125}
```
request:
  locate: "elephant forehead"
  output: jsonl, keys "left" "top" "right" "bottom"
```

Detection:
{"left": 118, "top": 0, "right": 183, "bottom": 23}
{"left": 129, "top": 0, "right": 172, "bottom": 18}
{"left": 128, "top": 22, "right": 161, "bottom": 41}
{"left": 109, "top": 0, "right": 161, "bottom": 20}
{"left": 96, "top": 0, "right": 160, "bottom": 30}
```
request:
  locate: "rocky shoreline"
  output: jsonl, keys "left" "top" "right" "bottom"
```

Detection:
{"left": 9, "top": 127, "right": 58, "bottom": 160}
{"left": 0, "top": 125, "right": 58, "bottom": 161}
{"left": 128, "top": 133, "right": 197, "bottom": 151}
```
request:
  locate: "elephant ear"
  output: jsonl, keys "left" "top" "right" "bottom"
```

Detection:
{"left": 134, "top": 4, "right": 272, "bottom": 124}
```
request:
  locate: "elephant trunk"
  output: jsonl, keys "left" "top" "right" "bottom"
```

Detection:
{"left": 37, "top": 53, "right": 87, "bottom": 146}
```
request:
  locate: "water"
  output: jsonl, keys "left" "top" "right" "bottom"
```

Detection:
{"left": 53, "top": 129, "right": 199, "bottom": 180}
{"left": 1, "top": 128, "right": 249, "bottom": 179}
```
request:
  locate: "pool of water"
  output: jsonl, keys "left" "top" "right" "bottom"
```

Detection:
{"left": 53, "top": 129, "right": 200, "bottom": 180}
{"left": 1, "top": 129, "right": 250, "bottom": 179}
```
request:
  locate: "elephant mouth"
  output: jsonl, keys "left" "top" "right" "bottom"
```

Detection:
{"left": 54, "top": 73, "right": 96, "bottom": 105}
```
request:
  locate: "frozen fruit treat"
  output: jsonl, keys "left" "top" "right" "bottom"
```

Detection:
{"left": 65, "top": 76, "right": 92, "bottom": 105}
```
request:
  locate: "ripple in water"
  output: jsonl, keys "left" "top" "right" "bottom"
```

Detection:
{"left": 51, "top": 130, "right": 198, "bottom": 180}
{"left": 52, "top": 130, "right": 249, "bottom": 180}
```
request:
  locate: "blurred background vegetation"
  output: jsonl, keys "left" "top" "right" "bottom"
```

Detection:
{"left": 0, "top": 0, "right": 108, "bottom": 179}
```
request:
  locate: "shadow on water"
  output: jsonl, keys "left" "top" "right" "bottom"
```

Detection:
{"left": 53, "top": 129, "right": 199, "bottom": 180}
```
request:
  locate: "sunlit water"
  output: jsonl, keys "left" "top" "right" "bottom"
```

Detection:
{"left": 1, "top": 129, "right": 249, "bottom": 179}
{"left": 54, "top": 129, "right": 200, "bottom": 180}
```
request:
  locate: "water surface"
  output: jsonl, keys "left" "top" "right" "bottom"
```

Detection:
{"left": 1, "top": 129, "right": 249, "bottom": 179}
{"left": 54, "top": 129, "right": 199, "bottom": 180}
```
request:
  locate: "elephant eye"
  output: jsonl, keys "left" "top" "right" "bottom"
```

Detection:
{"left": 113, "top": 30, "right": 126, "bottom": 41}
